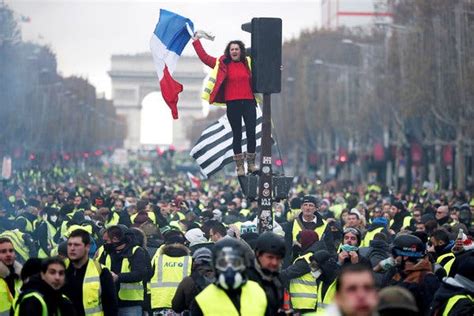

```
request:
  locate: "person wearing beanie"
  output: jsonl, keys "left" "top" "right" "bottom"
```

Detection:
{"left": 282, "top": 230, "right": 326, "bottom": 314}
{"left": 389, "top": 201, "right": 414, "bottom": 234}
{"left": 431, "top": 256, "right": 474, "bottom": 316}
{"left": 318, "top": 199, "right": 335, "bottom": 220}
{"left": 172, "top": 247, "right": 215, "bottom": 313}
{"left": 150, "top": 228, "right": 191, "bottom": 314}
{"left": 309, "top": 250, "right": 340, "bottom": 314}
{"left": 338, "top": 227, "right": 371, "bottom": 267}
{"left": 285, "top": 195, "right": 335, "bottom": 261}
{"left": 377, "top": 286, "right": 419, "bottom": 316}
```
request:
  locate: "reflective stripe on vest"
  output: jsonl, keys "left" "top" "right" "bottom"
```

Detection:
{"left": 435, "top": 252, "right": 455, "bottom": 276}
{"left": 14, "top": 292, "right": 48, "bottom": 316}
{"left": 292, "top": 217, "right": 328, "bottom": 245}
{"left": 0, "top": 231, "right": 29, "bottom": 263}
{"left": 195, "top": 281, "right": 267, "bottom": 316}
{"left": 442, "top": 294, "right": 473, "bottom": 316}
{"left": 150, "top": 254, "right": 191, "bottom": 309}
{"left": 105, "top": 212, "right": 120, "bottom": 228}
{"left": 361, "top": 227, "right": 384, "bottom": 248}
{"left": 289, "top": 253, "right": 317, "bottom": 310}
{"left": 83, "top": 259, "right": 104, "bottom": 316}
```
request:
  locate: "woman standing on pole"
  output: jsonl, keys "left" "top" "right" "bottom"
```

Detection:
{"left": 192, "top": 33, "right": 258, "bottom": 176}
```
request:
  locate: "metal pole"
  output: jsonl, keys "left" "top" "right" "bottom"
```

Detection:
{"left": 258, "top": 93, "right": 273, "bottom": 233}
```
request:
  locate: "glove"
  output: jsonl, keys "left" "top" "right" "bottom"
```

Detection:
{"left": 193, "top": 30, "right": 215, "bottom": 41}
{"left": 379, "top": 257, "right": 396, "bottom": 270}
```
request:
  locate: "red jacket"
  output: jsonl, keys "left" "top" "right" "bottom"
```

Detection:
{"left": 192, "top": 39, "right": 252, "bottom": 104}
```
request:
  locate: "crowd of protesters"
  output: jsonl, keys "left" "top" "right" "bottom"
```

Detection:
{"left": 0, "top": 162, "right": 473, "bottom": 316}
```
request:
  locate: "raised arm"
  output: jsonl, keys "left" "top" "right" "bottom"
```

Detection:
{"left": 192, "top": 39, "right": 217, "bottom": 69}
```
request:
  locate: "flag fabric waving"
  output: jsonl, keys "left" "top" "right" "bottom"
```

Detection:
{"left": 187, "top": 172, "right": 202, "bottom": 188}
{"left": 190, "top": 108, "right": 263, "bottom": 178}
{"left": 150, "top": 9, "right": 194, "bottom": 119}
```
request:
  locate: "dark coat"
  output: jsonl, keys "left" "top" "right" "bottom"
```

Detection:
{"left": 430, "top": 279, "right": 474, "bottom": 316}
{"left": 16, "top": 275, "right": 77, "bottom": 316}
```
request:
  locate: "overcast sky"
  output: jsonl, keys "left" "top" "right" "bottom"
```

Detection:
{"left": 9, "top": 0, "right": 321, "bottom": 98}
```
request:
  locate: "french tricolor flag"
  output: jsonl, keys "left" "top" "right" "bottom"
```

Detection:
{"left": 150, "top": 9, "right": 194, "bottom": 119}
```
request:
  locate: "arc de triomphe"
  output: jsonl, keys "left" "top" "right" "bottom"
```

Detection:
{"left": 109, "top": 53, "right": 206, "bottom": 149}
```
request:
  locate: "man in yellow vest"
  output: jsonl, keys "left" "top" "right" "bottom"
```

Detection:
{"left": 64, "top": 229, "right": 118, "bottom": 316}
{"left": 98, "top": 225, "right": 148, "bottom": 315}
{"left": 0, "top": 237, "right": 22, "bottom": 315}
{"left": 286, "top": 195, "right": 335, "bottom": 258}
{"left": 431, "top": 256, "right": 474, "bottom": 315}
{"left": 150, "top": 229, "right": 191, "bottom": 313}
{"left": 190, "top": 237, "right": 268, "bottom": 315}
{"left": 13, "top": 257, "right": 75, "bottom": 315}
{"left": 311, "top": 250, "right": 339, "bottom": 315}
{"left": 388, "top": 201, "right": 413, "bottom": 234}
{"left": 428, "top": 229, "right": 455, "bottom": 278}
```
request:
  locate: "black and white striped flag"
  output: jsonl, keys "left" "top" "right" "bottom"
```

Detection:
{"left": 190, "top": 108, "right": 263, "bottom": 178}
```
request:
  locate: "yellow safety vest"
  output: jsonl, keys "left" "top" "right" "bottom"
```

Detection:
{"left": 195, "top": 281, "right": 267, "bottom": 316}
{"left": 202, "top": 56, "right": 261, "bottom": 106}
{"left": 442, "top": 294, "right": 473, "bottom": 316}
{"left": 315, "top": 279, "right": 336, "bottom": 315}
{"left": 150, "top": 254, "right": 191, "bottom": 309}
{"left": 103, "top": 246, "right": 144, "bottom": 301}
{"left": 360, "top": 227, "right": 384, "bottom": 248}
{"left": 240, "top": 208, "right": 250, "bottom": 218}
{"left": 105, "top": 212, "right": 120, "bottom": 228}
{"left": 389, "top": 215, "right": 412, "bottom": 230}
{"left": 436, "top": 252, "right": 456, "bottom": 276}
{"left": 14, "top": 292, "right": 48, "bottom": 316}
{"left": 287, "top": 209, "right": 301, "bottom": 222}
{"left": 37, "top": 221, "right": 58, "bottom": 258}
{"left": 16, "top": 215, "right": 34, "bottom": 233}
{"left": 292, "top": 217, "right": 328, "bottom": 245}
{"left": 130, "top": 211, "right": 156, "bottom": 225}
{"left": 0, "top": 230, "right": 29, "bottom": 263}
{"left": 289, "top": 253, "right": 318, "bottom": 310}
{"left": 0, "top": 277, "right": 21, "bottom": 315}
{"left": 82, "top": 259, "right": 104, "bottom": 316}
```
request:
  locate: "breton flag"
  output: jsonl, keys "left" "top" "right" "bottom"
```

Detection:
{"left": 150, "top": 9, "right": 194, "bottom": 119}
{"left": 190, "top": 108, "right": 263, "bottom": 178}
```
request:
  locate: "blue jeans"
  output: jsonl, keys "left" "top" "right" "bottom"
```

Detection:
{"left": 118, "top": 306, "right": 143, "bottom": 316}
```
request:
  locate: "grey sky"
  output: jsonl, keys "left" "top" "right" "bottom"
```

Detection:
{"left": 9, "top": 0, "right": 320, "bottom": 98}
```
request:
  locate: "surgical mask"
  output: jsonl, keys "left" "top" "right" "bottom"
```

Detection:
{"left": 241, "top": 201, "right": 247, "bottom": 209}
{"left": 50, "top": 215, "right": 58, "bottom": 223}
{"left": 275, "top": 211, "right": 282, "bottom": 218}
{"left": 217, "top": 267, "right": 244, "bottom": 290}
{"left": 311, "top": 269, "right": 322, "bottom": 280}
{"left": 84, "top": 215, "right": 92, "bottom": 221}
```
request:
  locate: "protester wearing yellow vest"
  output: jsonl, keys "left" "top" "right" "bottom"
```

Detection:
{"left": 0, "top": 229, "right": 35, "bottom": 264}
{"left": 311, "top": 250, "right": 339, "bottom": 315}
{"left": 429, "top": 229, "right": 456, "bottom": 277}
{"left": 190, "top": 237, "right": 268, "bottom": 315}
{"left": 13, "top": 257, "right": 75, "bottom": 316}
{"left": 288, "top": 196, "right": 334, "bottom": 258}
{"left": 98, "top": 225, "right": 148, "bottom": 315}
{"left": 64, "top": 229, "right": 118, "bottom": 316}
{"left": 431, "top": 256, "right": 474, "bottom": 316}
{"left": 192, "top": 35, "right": 259, "bottom": 176}
{"left": 287, "top": 252, "right": 318, "bottom": 312}
{"left": 150, "top": 230, "right": 191, "bottom": 312}
{"left": 0, "top": 237, "right": 22, "bottom": 316}
{"left": 388, "top": 201, "right": 413, "bottom": 234}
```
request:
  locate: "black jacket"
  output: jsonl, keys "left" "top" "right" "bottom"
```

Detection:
{"left": 247, "top": 259, "right": 285, "bottom": 316}
{"left": 16, "top": 275, "right": 76, "bottom": 316}
{"left": 390, "top": 209, "right": 414, "bottom": 233}
{"left": 98, "top": 242, "right": 148, "bottom": 307}
{"left": 63, "top": 260, "right": 118, "bottom": 316}
{"left": 172, "top": 267, "right": 212, "bottom": 313}
{"left": 430, "top": 279, "right": 474, "bottom": 316}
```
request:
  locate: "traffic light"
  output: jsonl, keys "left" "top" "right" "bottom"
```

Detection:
{"left": 241, "top": 18, "right": 282, "bottom": 93}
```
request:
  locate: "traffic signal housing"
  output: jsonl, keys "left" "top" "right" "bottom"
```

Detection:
{"left": 241, "top": 18, "right": 282, "bottom": 93}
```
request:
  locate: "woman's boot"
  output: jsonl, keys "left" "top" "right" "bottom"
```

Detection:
{"left": 233, "top": 153, "right": 245, "bottom": 176}
{"left": 246, "top": 152, "right": 258, "bottom": 174}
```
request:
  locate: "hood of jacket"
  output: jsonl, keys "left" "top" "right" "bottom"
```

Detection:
{"left": 159, "top": 243, "right": 190, "bottom": 257}
{"left": 0, "top": 260, "right": 22, "bottom": 279}
{"left": 432, "top": 280, "right": 474, "bottom": 310}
